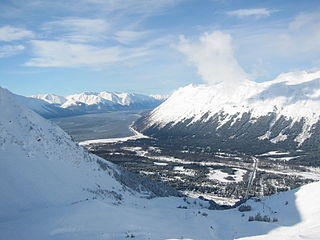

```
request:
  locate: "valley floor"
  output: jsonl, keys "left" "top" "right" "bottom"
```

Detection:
{"left": 82, "top": 133, "right": 318, "bottom": 205}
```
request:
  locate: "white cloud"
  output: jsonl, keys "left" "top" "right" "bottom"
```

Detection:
{"left": 287, "top": 12, "right": 320, "bottom": 52}
{"left": 43, "top": 18, "right": 110, "bottom": 43}
{"left": 43, "top": 17, "right": 152, "bottom": 45}
{"left": 255, "top": 12, "right": 320, "bottom": 57}
{"left": 25, "top": 40, "right": 150, "bottom": 67}
{"left": 227, "top": 8, "right": 272, "bottom": 18}
{"left": 0, "top": 45, "right": 25, "bottom": 58}
{"left": 0, "top": 26, "right": 34, "bottom": 41}
{"left": 225, "top": 11, "right": 320, "bottom": 81}
{"left": 114, "top": 30, "right": 149, "bottom": 44}
{"left": 80, "top": 0, "right": 183, "bottom": 15}
{"left": 289, "top": 12, "right": 320, "bottom": 30}
{"left": 176, "top": 31, "right": 248, "bottom": 85}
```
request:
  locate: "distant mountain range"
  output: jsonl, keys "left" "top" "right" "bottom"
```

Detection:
{"left": 16, "top": 91, "right": 167, "bottom": 118}
{"left": 134, "top": 70, "right": 320, "bottom": 165}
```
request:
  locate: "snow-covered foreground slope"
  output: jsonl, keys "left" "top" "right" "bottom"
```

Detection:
{"left": 0, "top": 87, "right": 178, "bottom": 219}
{"left": 238, "top": 180, "right": 320, "bottom": 240}
{"left": 1, "top": 86, "right": 320, "bottom": 240}
{"left": 135, "top": 70, "right": 320, "bottom": 157}
{"left": 1, "top": 175, "right": 320, "bottom": 240}
{"left": 0, "top": 87, "right": 123, "bottom": 220}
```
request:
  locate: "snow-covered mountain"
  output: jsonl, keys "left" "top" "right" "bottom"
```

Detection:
{"left": 26, "top": 91, "right": 166, "bottom": 117}
{"left": 62, "top": 91, "right": 165, "bottom": 111}
{"left": 15, "top": 94, "right": 74, "bottom": 118}
{"left": 149, "top": 94, "right": 169, "bottom": 101}
{"left": 1, "top": 86, "right": 320, "bottom": 239}
{"left": 31, "top": 93, "right": 67, "bottom": 105}
{"left": 0, "top": 86, "right": 179, "bottom": 219}
{"left": 134, "top": 70, "right": 320, "bottom": 161}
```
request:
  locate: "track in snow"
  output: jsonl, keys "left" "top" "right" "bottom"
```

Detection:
{"left": 245, "top": 157, "right": 259, "bottom": 199}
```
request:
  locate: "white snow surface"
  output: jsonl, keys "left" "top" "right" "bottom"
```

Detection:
{"left": 2, "top": 86, "right": 320, "bottom": 240}
{"left": 147, "top": 70, "right": 320, "bottom": 144}
{"left": 208, "top": 168, "right": 246, "bottom": 183}
{"left": 14, "top": 94, "right": 68, "bottom": 118}
{"left": 79, "top": 126, "right": 149, "bottom": 146}
{"left": 0, "top": 87, "right": 125, "bottom": 221}
{"left": 28, "top": 91, "right": 166, "bottom": 110}
{"left": 238, "top": 180, "right": 320, "bottom": 240}
{"left": 31, "top": 93, "right": 67, "bottom": 105}
{"left": 61, "top": 91, "right": 162, "bottom": 108}
{"left": 149, "top": 94, "right": 169, "bottom": 100}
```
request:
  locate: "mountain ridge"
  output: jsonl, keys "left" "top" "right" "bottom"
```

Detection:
{"left": 134, "top": 70, "right": 320, "bottom": 164}
{"left": 19, "top": 91, "right": 168, "bottom": 118}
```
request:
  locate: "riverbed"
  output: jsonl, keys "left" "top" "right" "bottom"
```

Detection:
{"left": 52, "top": 110, "right": 148, "bottom": 142}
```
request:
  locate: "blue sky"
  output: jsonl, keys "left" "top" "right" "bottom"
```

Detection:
{"left": 0, "top": 0, "right": 320, "bottom": 96}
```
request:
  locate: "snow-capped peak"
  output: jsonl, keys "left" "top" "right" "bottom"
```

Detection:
{"left": 61, "top": 91, "right": 164, "bottom": 109}
{"left": 268, "top": 69, "right": 320, "bottom": 86}
{"left": 64, "top": 92, "right": 115, "bottom": 106}
{"left": 141, "top": 70, "right": 320, "bottom": 147}
{"left": 31, "top": 93, "right": 67, "bottom": 105}
{"left": 149, "top": 94, "right": 169, "bottom": 101}
{"left": 150, "top": 70, "right": 320, "bottom": 123}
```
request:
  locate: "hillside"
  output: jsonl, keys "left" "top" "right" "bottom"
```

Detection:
{"left": 0, "top": 87, "right": 179, "bottom": 220}
{"left": 134, "top": 70, "right": 320, "bottom": 165}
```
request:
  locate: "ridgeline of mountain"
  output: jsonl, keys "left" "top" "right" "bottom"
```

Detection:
{"left": 22, "top": 91, "right": 167, "bottom": 118}
{"left": 134, "top": 70, "right": 320, "bottom": 165}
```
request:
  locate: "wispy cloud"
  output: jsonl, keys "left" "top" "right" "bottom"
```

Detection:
{"left": 226, "top": 11, "right": 320, "bottom": 80}
{"left": 176, "top": 31, "right": 248, "bottom": 85}
{"left": 255, "top": 12, "right": 320, "bottom": 55}
{"left": 114, "top": 30, "right": 150, "bottom": 44}
{"left": 43, "top": 18, "right": 110, "bottom": 43}
{"left": 25, "top": 40, "right": 150, "bottom": 67}
{"left": 227, "top": 8, "right": 273, "bottom": 18}
{"left": 0, "top": 45, "right": 25, "bottom": 58}
{"left": 79, "top": 0, "right": 183, "bottom": 15}
{"left": 43, "top": 17, "right": 152, "bottom": 45}
{"left": 281, "top": 12, "right": 320, "bottom": 53}
{"left": 0, "top": 26, "right": 34, "bottom": 41}
{"left": 0, "top": 0, "right": 183, "bottom": 20}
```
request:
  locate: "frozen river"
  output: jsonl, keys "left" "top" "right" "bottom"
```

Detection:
{"left": 52, "top": 110, "right": 148, "bottom": 142}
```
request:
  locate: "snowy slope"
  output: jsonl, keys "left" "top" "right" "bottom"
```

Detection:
{"left": 146, "top": 70, "right": 320, "bottom": 131}
{"left": 62, "top": 91, "right": 164, "bottom": 110}
{"left": 0, "top": 87, "right": 124, "bottom": 220}
{"left": 150, "top": 94, "right": 169, "bottom": 101}
{"left": 238, "top": 180, "right": 320, "bottom": 240}
{"left": 64, "top": 91, "right": 118, "bottom": 107}
{"left": 31, "top": 93, "right": 67, "bottom": 105}
{"left": 0, "top": 87, "right": 178, "bottom": 220}
{"left": 15, "top": 94, "right": 73, "bottom": 118}
{"left": 135, "top": 70, "right": 320, "bottom": 155}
